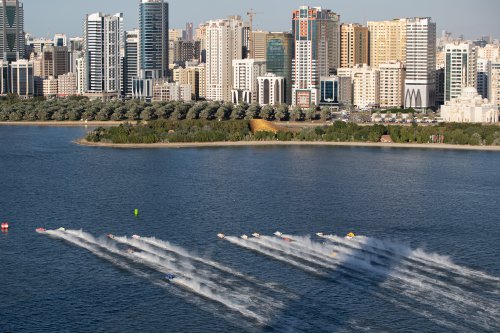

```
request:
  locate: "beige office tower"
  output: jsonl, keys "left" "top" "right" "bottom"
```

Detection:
{"left": 367, "top": 19, "right": 407, "bottom": 68}
{"left": 379, "top": 61, "right": 406, "bottom": 108}
{"left": 340, "top": 24, "right": 368, "bottom": 68}
{"left": 205, "top": 16, "right": 245, "bottom": 102}
{"left": 251, "top": 30, "right": 269, "bottom": 61}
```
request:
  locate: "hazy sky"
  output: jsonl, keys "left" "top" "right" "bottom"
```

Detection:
{"left": 24, "top": 0, "right": 500, "bottom": 40}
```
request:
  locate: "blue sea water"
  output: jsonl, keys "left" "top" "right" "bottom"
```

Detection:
{"left": 0, "top": 126, "right": 499, "bottom": 332}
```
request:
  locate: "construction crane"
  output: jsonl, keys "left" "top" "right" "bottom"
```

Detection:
{"left": 247, "top": 8, "right": 263, "bottom": 59}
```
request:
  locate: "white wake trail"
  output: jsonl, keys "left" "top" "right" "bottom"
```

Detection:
{"left": 60, "top": 230, "right": 273, "bottom": 325}
{"left": 134, "top": 236, "right": 293, "bottom": 297}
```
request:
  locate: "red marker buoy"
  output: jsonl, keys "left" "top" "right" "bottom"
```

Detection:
{"left": 1, "top": 222, "right": 9, "bottom": 230}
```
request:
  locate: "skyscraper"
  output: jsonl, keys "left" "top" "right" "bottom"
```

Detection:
{"left": 404, "top": 17, "right": 437, "bottom": 109}
{"left": 133, "top": 0, "right": 169, "bottom": 100}
{"left": 367, "top": 19, "right": 407, "bottom": 68}
{"left": 444, "top": 42, "right": 478, "bottom": 101}
{"left": 124, "top": 29, "right": 139, "bottom": 99}
{"left": 291, "top": 6, "right": 340, "bottom": 108}
{"left": 10, "top": 59, "right": 33, "bottom": 97}
{"left": 0, "top": 0, "right": 24, "bottom": 62}
{"left": 266, "top": 32, "right": 293, "bottom": 105}
{"left": 139, "top": 0, "right": 169, "bottom": 79}
{"left": 340, "top": 23, "right": 369, "bottom": 68}
{"left": 231, "top": 58, "right": 266, "bottom": 104}
{"left": 205, "top": 15, "right": 245, "bottom": 102}
{"left": 84, "top": 12, "right": 123, "bottom": 97}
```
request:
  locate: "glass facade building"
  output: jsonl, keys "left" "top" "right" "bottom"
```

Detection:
{"left": 266, "top": 32, "right": 293, "bottom": 105}
{"left": 139, "top": 0, "right": 169, "bottom": 79}
{"left": 0, "top": 0, "right": 24, "bottom": 62}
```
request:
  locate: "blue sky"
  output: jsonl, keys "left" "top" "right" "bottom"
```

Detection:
{"left": 24, "top": 0, "right": 500, "bottom": 39}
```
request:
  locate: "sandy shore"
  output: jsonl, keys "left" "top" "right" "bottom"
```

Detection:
{"left": 0, "top": 121, "right": 125, "bottom": 127}
{"left": 75, "top": 139, "right": 500, "bottom": 151}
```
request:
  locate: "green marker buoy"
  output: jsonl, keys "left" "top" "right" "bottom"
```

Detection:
{"left": 134, "top": 209, "right": 139, "bottom": 216}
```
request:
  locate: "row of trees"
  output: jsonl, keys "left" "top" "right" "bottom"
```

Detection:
{"left": 87, "top": 120, "right": 500, "bottom": 146}
{"left": 0, "top": 96, "right": 336, "bottom": 122}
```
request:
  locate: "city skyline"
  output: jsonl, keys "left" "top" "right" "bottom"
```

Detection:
{"left": 23, "top": 0, "right": 500, "bottom": 40}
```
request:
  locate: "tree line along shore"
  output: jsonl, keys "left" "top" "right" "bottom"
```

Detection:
{"left": 85, "top": 119, "right": 500, "bottom": 147}
{"left": 1, "top": 96, "right": 499, "bottom": 147}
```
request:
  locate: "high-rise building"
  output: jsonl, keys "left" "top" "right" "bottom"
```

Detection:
{"left": 444, "top": 42, "right": 478, "bottom": 101}
{"left": 10, "top": 59, "right": 33, "bottom": 97}
{"left": 84, "top": 12, "right": 123, "bottom": 98}
{"left": 266, "top": 32, "right": 293, "bottom": 105}
{"left": 477, "top": 58, "right": 491, "bottom": 99}
{"left": 404, "top": 17, "right": 437, "bottom": 109}
{"left": 140, "top": 0, "right": 169, "bottom": 78}
{"left": 41, "top": 45, "right": 69, "bottom": 78}
{"left": 379, "top": 61, "right": 406, "bottom": 108}
{"left": 27, "top": 37, "right": 53, "bottom": 55}
{"left": 291, "top": 6, "right": 340, "bottom": 108}
{"left": 231, "top": 58, "right": 266, "bottom": 104}
{"left": 367, "top": 19, "right": 407, "bottom": 68}
{"left": 490, "top": 61, "right": 500, "bottom": 109}
{"left": 205, "top": 16, "right": 245, "bottom": 102}
{"left": 351, "top": 64, "right": 380, "bottom": 109}
{"left": 251, "top": 31, "right": 268, "bottom": 61}
{"left": 76, "top": 56, "right": 85, "bottom": 94}
{"left": 340, "top": 23, "right": 368, "bottom": 68}
{"left": 444, "top": 43, "right": 477, "bottom": 101}
{"left": 185, "top": 22, "right": 194, "bottom": 42}
{"left": 0, "top": 0, "right": 24, "bottom": 61}
{"left": 172, "top": 40, "right": 201, "bottom": 65}
{"left": 134, "top": 0, "right": 169, "bottom": 100}
{"left": 69, "top": 37, "right": 84, "bottom": 52}
{"left": 257, "top": 73, "right": 285, "bottom": 106}
{"left": 123, "top": 29, "right": 139, "bottom": 99}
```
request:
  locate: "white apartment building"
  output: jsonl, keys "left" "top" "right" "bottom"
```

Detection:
{"left": 205, "top": 16, "right": 246, "bottom": 102}
{"left": 379, "top": 61, "right": 406, "bottom": 108}
{"left": 84, "top": 12, "right": 123, "bottom": 98}
{"left": 257, "top": 73, "right": 285, "bottom": 106}
{"left": 444, "top": 42, "right": 478, "bottom": 101}
{"left": 76, "top": 56, "right": 86, "bottom": 95}
{"left": 152, "top": 81, "right": 192, "bottom": 102}
{"left": 57, "top": 72, "right": 78, "bottom": 97}
{"left": 351, "top": 64, "right": 380, "bottom": 109}
{"left": 440, "top": 87, "right": 498, "bottom": 123}
{"left": 42, "top": 76, "right": 58, "bottom": 97}
{"left": 404, "top": 17, "right": 436, "bottom": 109}
{"left": 231, "top": 59, "right": 266, "bottom": 104}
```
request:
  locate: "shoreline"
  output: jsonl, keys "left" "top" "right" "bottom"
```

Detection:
{"left": 0, "top": 121, "right": 125, "bottom": 127}
{"left": 75, "top": 139, "right": 500, "bottom": 151}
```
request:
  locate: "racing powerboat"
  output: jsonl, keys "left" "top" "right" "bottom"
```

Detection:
{"left": 240, "top": 235, "right": 249, "bottom": 240}
{"left": 132, "top": 235, "right": 141, "bottom": 240}
{"left": 107, "top": 234, "right": 115, "bottom": 239}
{"left": 252, "top": 233, "right": 261, "bottom": 238}
{"left": 345, "top": 232, "right": 356, "bottom": 240}
{"left": 217, "top": 233, "right": 225, "bottom": 239}
{"left": 58, "top": 227, "right": 66, "bottom": 231}
{"left": 35, "top": 228, "right": 46, "bottom": 233}
{"left": 165, "top": 274, "right": 176, "bottom": 281}
{"left": 274, "top": 231, "right": 283, "bottom": 237}
{"left": 316, "top": 232, "right": 325, "bottom": 237}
